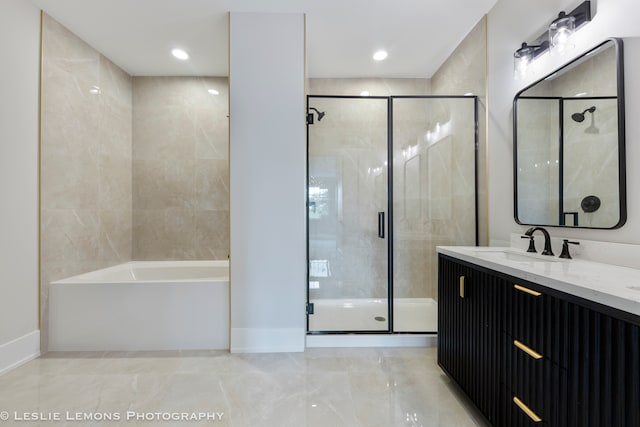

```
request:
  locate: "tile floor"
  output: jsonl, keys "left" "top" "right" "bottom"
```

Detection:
{"left": 0, "top": 347, "right": 489, "bottom": 427}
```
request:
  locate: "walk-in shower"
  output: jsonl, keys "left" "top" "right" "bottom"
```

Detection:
{"left": 306, "top": 95, "right": 478, "bottom": 334}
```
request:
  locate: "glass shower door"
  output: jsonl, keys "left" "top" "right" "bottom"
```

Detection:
{"left": 307, "top": 96, "right": 390, "bottom": 332}
{"left": 392, "top": 96, "right": 478, "bottom": 332}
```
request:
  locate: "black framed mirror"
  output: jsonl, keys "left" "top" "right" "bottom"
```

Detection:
{"left": 514, "top": 38, "right": 625, "bottom": 229}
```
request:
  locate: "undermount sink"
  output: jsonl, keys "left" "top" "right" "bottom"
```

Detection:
{"left": 474, "top": 249, "right": 559, "bottom": 263}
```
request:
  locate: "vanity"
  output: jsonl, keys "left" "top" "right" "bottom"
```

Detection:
{"left": 437, "top": 245, "right": 640, "bottom": 427}
{"left": 437, "top": 35, "right": 636, "bottom": 426}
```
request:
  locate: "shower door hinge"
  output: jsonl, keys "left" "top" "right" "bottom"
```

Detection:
{"left": 306, "top": 302, "right": 315, "bottom": 315}
{"left": 306, "top": 113, "right": 314, "bottom": 125}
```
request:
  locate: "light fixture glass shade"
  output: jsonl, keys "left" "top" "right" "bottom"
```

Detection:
{"left": 549, "top": 12, "right": 576, "bottom": 53}
{"left": 514, "top": 43, "right": 535, "bottom": 80}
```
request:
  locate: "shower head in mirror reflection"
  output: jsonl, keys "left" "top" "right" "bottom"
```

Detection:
{"left": 572, "top": 106, "right": 600, "bottom": 134}
{"left": 571, "top": 106, "right": 595, "bottom": 122}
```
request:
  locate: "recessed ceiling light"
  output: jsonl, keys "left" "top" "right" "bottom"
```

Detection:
{"left": 360, "top": 91, "right": 370, "bottom": 96}
{"left": 171, "top": 48, "right": 189, "bottom": 60}
{"left": 208, "top": 89, "right": 219, "bottom": 95}
{"left": 373, "top": 50, "right": 388, "bottom": 61}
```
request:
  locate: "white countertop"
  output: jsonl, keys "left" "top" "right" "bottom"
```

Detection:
{"left": 437, "top": 246, "right": 640, "bottom": 317}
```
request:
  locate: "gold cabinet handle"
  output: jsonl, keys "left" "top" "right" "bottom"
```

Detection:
{"left": 514, "top": 339, "right": 543, "bottom": 360}
{"left": 514, "top": 284, "right": 542, "bottom": 297}
{"left": 459, "top": 276, "right": 465, "bottom": 298}
{"left": 513, "top": 396, "right": 542, "bottom": 422}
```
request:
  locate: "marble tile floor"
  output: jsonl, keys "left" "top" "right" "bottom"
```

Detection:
{"left": 0, "top": 347, "right": 489, "bottom": 427}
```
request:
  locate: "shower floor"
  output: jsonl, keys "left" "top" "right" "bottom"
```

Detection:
{"left": 308, "top": 298, "right": 437, "bottom": 332}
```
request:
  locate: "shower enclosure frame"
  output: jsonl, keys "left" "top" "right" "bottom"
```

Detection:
{"left": 306, "top": 94, "right": 479, "bottom": 335}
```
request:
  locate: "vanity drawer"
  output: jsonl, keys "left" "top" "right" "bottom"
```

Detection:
{"left": 499, "top": 331, "right": 568, "bottom": 427}
{"left": 499, "top": 384, "right": 549, "bottom": 427}
{"left": 503, "top": 281, "right": 545, "bottom": 338}
{"left": 503, "top": 281, "right": 570, "bottom": 368}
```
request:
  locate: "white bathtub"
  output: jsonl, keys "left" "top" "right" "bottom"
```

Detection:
{"left": 49, "top": 261, "right": 229, "bottom": 351}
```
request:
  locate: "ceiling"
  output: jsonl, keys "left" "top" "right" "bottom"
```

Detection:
{"left": 31, "top": 0, "right": 497, "bottom": 78}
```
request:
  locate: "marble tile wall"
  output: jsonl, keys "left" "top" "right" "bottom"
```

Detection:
{"left": 132, "top": 77, "right": 229, "bottom": 260}
{"left": 431, "top": 16, "right": 487, "bottom": 240}
{"left": 40, "top": 14, "right": 133, "bottom": 349}
{"left": 429, "top": 18, "right": 487, "bottom": 227}
{"left": 308, "top": 78, "right": 431, "bottom": 96}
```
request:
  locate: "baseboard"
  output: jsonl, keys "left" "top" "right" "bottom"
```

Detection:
{"left": 230, "top": 327, "right": 305, "bottom": 353}
{"left": 0, "top": 330, "right": 40, "bottom": 376}
{"left": 306, "top": 333, "right": 437, "bottom": 348}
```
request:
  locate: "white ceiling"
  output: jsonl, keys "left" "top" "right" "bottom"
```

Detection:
{"left": 31, "top": 0, "right": 497, "bottom": 78}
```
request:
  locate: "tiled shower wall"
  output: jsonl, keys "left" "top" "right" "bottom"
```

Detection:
{"left": 132, "top": 77, "right": 229, "bottom": 260}
{"left": 426, "top": 16, "right": 488, "bottom": 298}
{"left": 41, "top": 14, "right": 133, "bottom": 348}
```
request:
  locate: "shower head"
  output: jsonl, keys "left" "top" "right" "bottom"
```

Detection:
{"left": 309, "top": 107, "right": 326, "bottom": 121}
{"left": 571, "top": 106, "right": 596, "bottom": 123}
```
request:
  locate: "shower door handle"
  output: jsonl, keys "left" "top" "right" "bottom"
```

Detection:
{"left": 377, "top": 212, "right": 385, "bottom": 239}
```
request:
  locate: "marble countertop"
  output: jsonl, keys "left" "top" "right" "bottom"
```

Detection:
{"left": 437, "top": 246, "right": 640, "bottom": 317}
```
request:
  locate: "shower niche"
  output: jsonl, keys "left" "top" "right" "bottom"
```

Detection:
{"left": 514, "top": 38, "right": 626, "bottom": 229}
{"left": 306, "top": 95, "right": 478, "bottom": 334}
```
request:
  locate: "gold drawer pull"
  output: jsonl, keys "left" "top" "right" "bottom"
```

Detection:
{"left": 514, "top": 339, "right": 543, "bottom": 360}
{"left": 459, "top": 276, "right": 465, "bottom": 298}
{"left": 514, "top": 284, "right": 542, "bottom": 297}
{"left": 513, "top": 396, "right": 543, "bottom": 422}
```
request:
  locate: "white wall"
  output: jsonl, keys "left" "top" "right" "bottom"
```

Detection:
{"left": 0, "top": 0, "right": 41, "bottom": 373}
{"left": 488, "top": 0, "right": 640, "bottom": 246}
{"left": 229, "top": 13, "right": 306, "bottom": 352}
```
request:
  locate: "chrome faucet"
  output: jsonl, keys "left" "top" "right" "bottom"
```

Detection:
{"left": 524, "top": 227, "right": 554, "bottom": 256}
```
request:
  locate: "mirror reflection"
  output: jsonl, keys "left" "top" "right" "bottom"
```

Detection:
{"left": 514, "top": 38, "right": 625, "bottom": 229}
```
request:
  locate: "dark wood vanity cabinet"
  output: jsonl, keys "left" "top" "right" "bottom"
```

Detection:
{"left": 438, "top": 256, "right": 503, "bottom": 424}
{"left": 438, "top": 254, "right": 640, "bottom": 427}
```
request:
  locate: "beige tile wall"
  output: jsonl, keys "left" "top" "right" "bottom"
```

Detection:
{"left": 427, "top": 16, "right": 487, "bottom": 298}
{"left": 132, "top": 77, "right": 229, "bottom": 260}
{"left": 40, "top": 14, "right": 133, "bottom": 349}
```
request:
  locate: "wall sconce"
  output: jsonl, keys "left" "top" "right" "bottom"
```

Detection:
{"left": 549, "top": 11, "right": 576, "bottom": 52}
{"left": 513, "top": 1, "right": 591, "bottom": 79}
{"left": 513, "top": 42, "right": 547, "bottom": 79}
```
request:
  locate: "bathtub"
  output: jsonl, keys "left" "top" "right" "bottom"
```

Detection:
{"left": 48, "top": 261, "right": 229, "bottom": 351}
